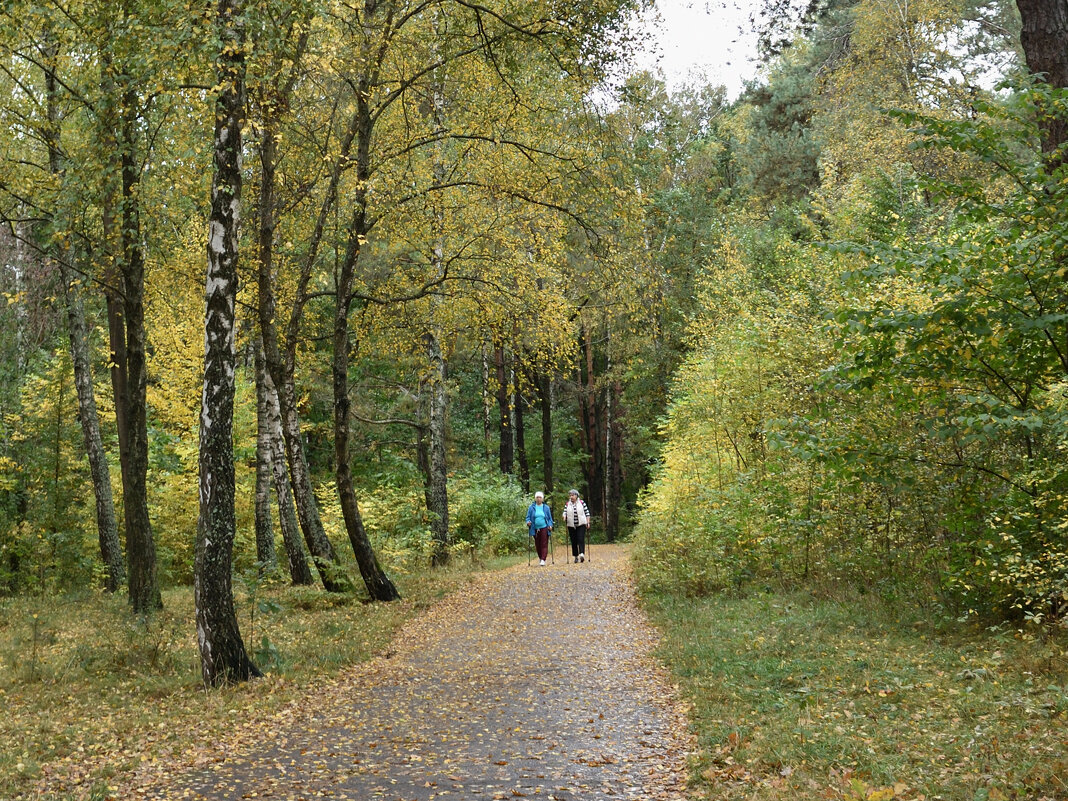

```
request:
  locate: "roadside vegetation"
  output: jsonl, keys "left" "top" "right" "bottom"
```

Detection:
{"left": 0, "top": 554, "right": 520, "bottom": 801}
{"left": 645, "top": 590, "right": 1067, "bottom": 800}
{"left": 631, "top": 0, "right": 1068, "bottom": 798}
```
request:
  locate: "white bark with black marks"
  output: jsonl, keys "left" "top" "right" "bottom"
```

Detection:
{"left": 254, "top": 338, "right": 278, "bottom": 572}
{"left": 258, "top": 337, "right": 312, "bottom": 584}
{"left": 195, "top": 0, "right": 260, "bottom": 686}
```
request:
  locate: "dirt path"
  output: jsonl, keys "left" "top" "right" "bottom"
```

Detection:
{"left": 136, "top": 544, "right": 692, "bottom": 800}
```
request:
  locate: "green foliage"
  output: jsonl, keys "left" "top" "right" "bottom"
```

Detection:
{"left": 635, "top": 218, "right": 841, "bottom": 597}
{"left": 448, "top": 466, "right": 528, "bottom": 555}
{"left": 741, "top": 58, "right": 821, "bottom": 205}
{"left": 0, "top": 350, "right": 99, "bottom": 593}
{"left": 827, "top": 87, "right": 1068, "bottom": 621}
{"left": 354, "top": 481, "right": 434, "bottom": 572}
{"left": 637, "top": 80, "right": 1068, "bottom": 626}
{"left": 645, "top": 588, "right": 1068, "bottom": 800}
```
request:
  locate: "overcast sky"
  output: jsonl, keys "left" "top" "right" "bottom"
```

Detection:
{"left": 629, "top": 0, "right": 762, "bottom": 98}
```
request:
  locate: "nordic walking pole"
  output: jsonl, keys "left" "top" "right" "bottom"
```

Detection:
{"left": 550, "top": 529, "right": 555, "bottom": 564}
{"left": 527, "top": 525, "right": 532, "bottom": 566}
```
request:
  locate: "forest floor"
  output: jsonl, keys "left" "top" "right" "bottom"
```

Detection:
{"left": 1, "top": 554, "right": 524, "bottom": 800}
{"left": 646, "top": 590, "right": 1068, "bottom": 801}
{"left": 57, "top": 544, "right": 691, "bottom": 800}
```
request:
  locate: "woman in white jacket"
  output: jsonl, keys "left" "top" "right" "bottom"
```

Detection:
{"left": 564, "top": 489, "right": 590, "bottom": 563}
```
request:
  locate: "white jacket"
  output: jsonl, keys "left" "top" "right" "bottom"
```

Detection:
{"left": 564, "top": 499, "right": 590, "bottom": 528}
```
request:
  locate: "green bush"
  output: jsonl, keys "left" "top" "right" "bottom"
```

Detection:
{"left": 449, "top": 466, "right": 527, "bottom": 555}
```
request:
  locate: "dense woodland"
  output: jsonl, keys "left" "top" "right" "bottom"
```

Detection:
{"left": 1, "top": 0, "right": 1066, "bottom": 685}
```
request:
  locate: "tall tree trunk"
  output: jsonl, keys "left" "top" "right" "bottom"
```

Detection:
{"left": 578, "top": 325, "right": 605, "bottom": 517}
{"left": 495, "top": 344, "right": 514, "bottom": 475}
{"left": 482, "top": 342, "right": 493, "bottom": 458}
{"left": 99, "top": 34, "right": 132, "bottom": 518}
{"left": 262, "top": 348, "right": 313, "bottom": 585}
{"left": 515, "top": 380, "right": 529, "bottom": 492}
{"left": 1015, "top": 0, "right": 1068, "bottom": 153}
{"left": 62, "top": 271, "right": 126, "bottom": 591}
{"left": 605, "top": 376, "right": 624, "bottom": 542}
{"left": 538, "top": 372, "right": 553, "bottom": 494}
{"left": 425, "top": 329, "right": 450, "bottom": 566}
{"left": 255, "top": 85, "right": 349, "bottom": 593}
{"left": 103, "top": 240, "right": 131, "bottom": 501}
{"left": 279, "top": 372, "right": 349, "bottom": 590}
{"left": 42, "top": 33, "right": 125, "bottom": 593}
{"left": 334, "top": 314, "right": 398, "bottom": 596}
{"left": 425, "top": 27, "right": 451, "bottom": 568}
{"left": 11, "top": 219, "right": 28, "bottom": 377}
{"left": 253, "top": 338, "right": 278, "bottom": 572}
{"left": 333, "top": 271, "right": 398, "bottom": 599}
{"left": 195, "top": 0, "right": 260, "bottom": 685}
{"left": 118, "top": 5, "right": 160, "bottom": 612}
{"left": 331, "top": 88, "right": 399, "bottom": 602}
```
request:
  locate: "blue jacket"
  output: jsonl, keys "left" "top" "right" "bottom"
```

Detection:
{"left": 526, "top": 501, "right": 554, "bottom": 536}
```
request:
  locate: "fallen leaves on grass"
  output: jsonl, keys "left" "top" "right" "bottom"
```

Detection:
{"left": 35, "top": 545, "right": 694, "bottom": 801}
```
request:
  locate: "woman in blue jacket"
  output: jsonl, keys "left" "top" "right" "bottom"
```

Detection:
{"left": 526, "top": 491, "right": 554, "bottom": 565}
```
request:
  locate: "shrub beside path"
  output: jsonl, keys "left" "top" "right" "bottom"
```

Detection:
{"left": 130, "top": 544, "right": 693, "bottom": 800}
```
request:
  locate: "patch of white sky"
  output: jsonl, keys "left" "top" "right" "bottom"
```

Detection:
{"left": 626, "top": 0, "right": 764, "bottom": 99}
{"left": 621, "top": 0, "right": 1016, "bottom": 101}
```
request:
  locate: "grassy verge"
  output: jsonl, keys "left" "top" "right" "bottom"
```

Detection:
{"left": 643, "top": 590, "right": 1068, "bottom": 801}
{"left": 0, "top": 555, "right": 519, "bottom": 800}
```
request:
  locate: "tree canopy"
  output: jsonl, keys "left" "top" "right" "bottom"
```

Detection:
{"left": 2, "top": 0, "right": 1067, "bottom": 684}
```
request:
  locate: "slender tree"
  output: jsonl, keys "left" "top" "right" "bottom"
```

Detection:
{"left": 515, "top": 376, "right": 530, "bottom": 492}
{"left": 253, "top": 339, "right": 279, "bottom": 572}
{"left": 195, "top": 0, "right": 260, "bottom": 685}
{"left": 252, "top": 6, "right": 352, "bottom": 593}
{"left": 537, "top": 371, "right": 553, "bottom": 493}
{"left": 116, "top": 0, "right": 162, "bottom": 613}
{"left": 41, "top": 26, "right": 125, "bottom": 592}
{"left": 260, "top": 343, "right": 314, "bottom": 585}
{"left": 496, "top": 343, "right": 514, "bottom": 475}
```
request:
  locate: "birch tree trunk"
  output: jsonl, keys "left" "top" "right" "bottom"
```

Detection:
{"left": 605, "top": 376, "right": 623, "bottom": 543}
{"left": 12, "top": 221, "right": 28, "bottom": 377}
{"left": 62, "top": 272, "right": 126, "bottom": 591}
{"left": 425, "top": 329, "right": 450, "bottom": 566}
{"left": 42, "top": 36, "right": 125, "bottom": 593}
{"left": 253, "top": 338, "right": 278, "bottom": 572}
{"left": 195, "top": 0, "right": 260, "bottom": 685}
{"left": 331, "top": 81, "right": 399, "bottom": 602}
{"left": 256, "top": 92, "right": 351, "bottom": 594}
{"left": 278, "top": 369, "right": 349, "bottom": 590}
{"left": 515, "top": 379, "right": 530, "bottom": 493}
{"left": 426, "top": 32, "right": 451, "bottom": 567}
{"left": 100, "top": 37, "right": 132, "bottom": 519}
{"left": 578, "top": 325, "right": 605, "bottom": 517}
{"left": 262, "top": 348, "right": 313, "bottom": 585}
{"left": 482, "top": 342, "right": 493, "bottom": 458}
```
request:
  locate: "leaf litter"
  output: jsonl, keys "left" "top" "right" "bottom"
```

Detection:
{"left": 125, "top": 544, "right": 693, "bottom": 800}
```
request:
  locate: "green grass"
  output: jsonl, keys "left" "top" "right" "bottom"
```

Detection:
{"left": 643, "top": 590, "right": 1068, "bottom": 801}
{"left": 0, "top": 555, "right": 520, "bottom": 800}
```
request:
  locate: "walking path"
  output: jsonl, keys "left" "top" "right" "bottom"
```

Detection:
{"left": 137, "top": 544, "right": 692, "bottom": 800}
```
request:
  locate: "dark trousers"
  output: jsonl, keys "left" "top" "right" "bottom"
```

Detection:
{"left": 568, "top": 524, "right": 586, "bottom": 557}
{"left": 534, "top": 528, "right": 550, "bottom": 561}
